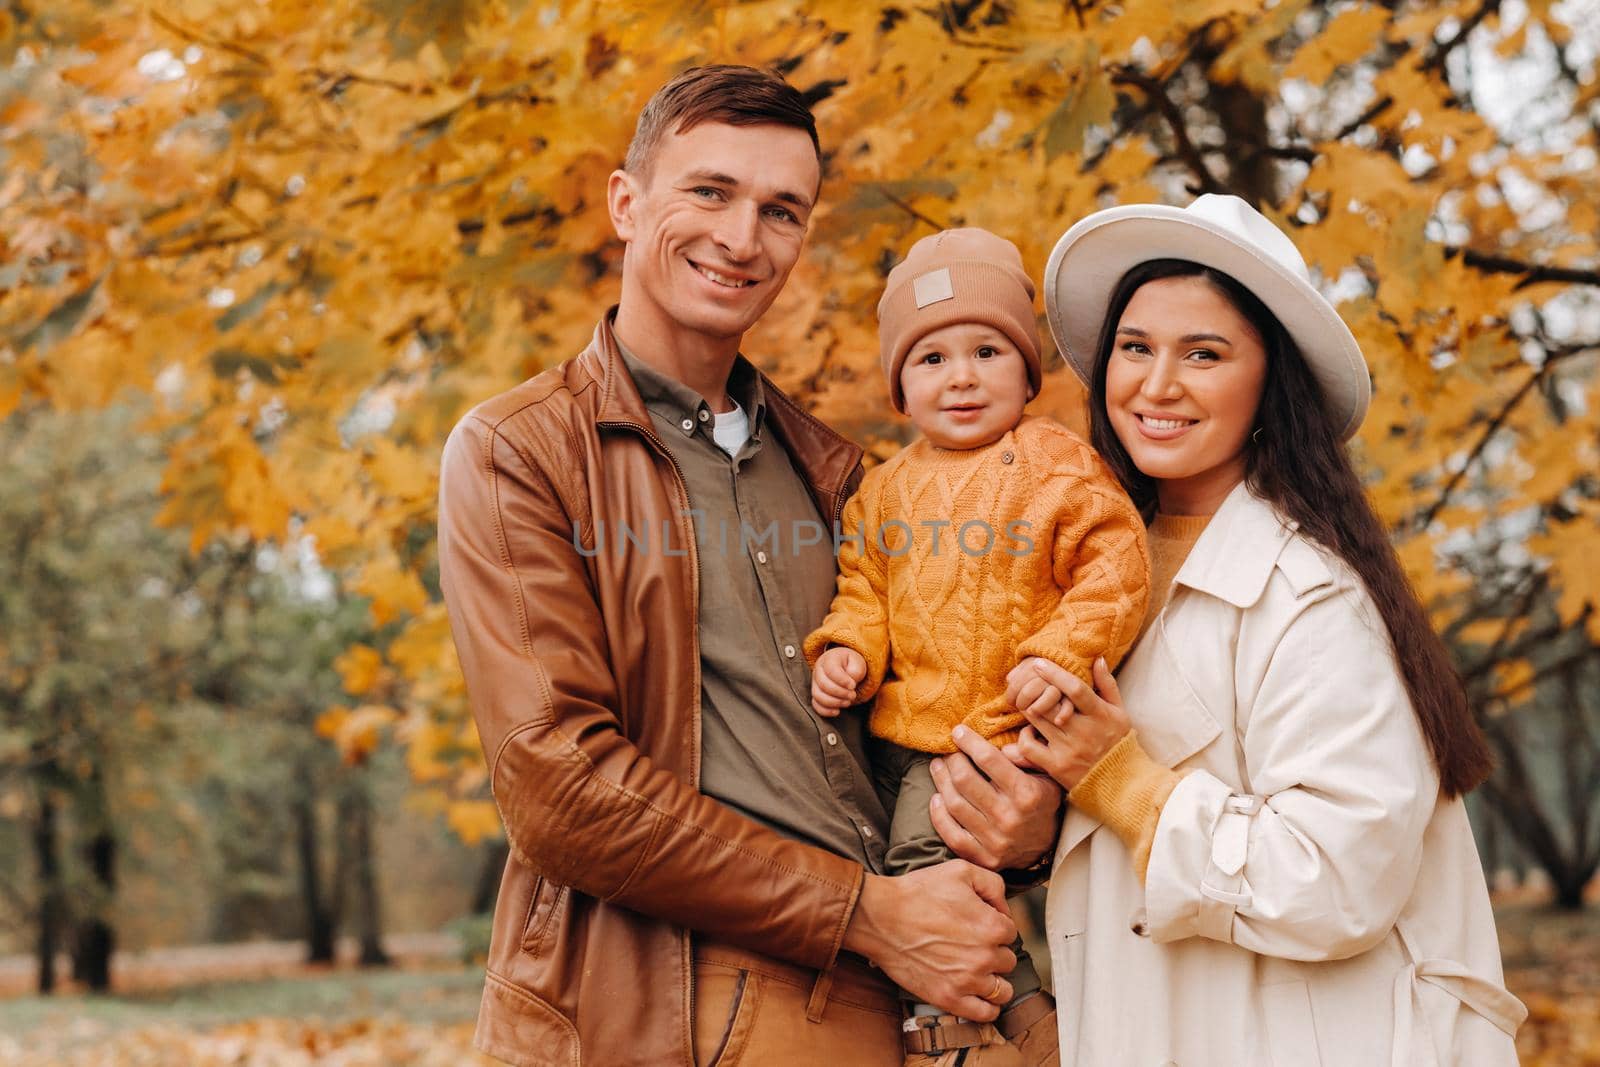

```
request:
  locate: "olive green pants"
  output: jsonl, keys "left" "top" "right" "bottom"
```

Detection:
{"left": 872, "top": 739, "right": 1043, "bottom": 1004}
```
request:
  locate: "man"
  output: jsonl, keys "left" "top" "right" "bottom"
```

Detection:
{"left": 438, "top": 65, "right": 1061, "bottom": 1067}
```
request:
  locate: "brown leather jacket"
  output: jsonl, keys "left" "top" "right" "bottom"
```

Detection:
{"left": 437, "top": 315, "right": 868, "bottom": 1067}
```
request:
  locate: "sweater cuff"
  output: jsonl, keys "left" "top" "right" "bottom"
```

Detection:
{"left": 1069, "top": 732, "right": 1183, "bottom": 883}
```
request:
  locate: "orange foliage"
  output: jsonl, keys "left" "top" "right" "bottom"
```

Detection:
{"left": 2, "top": 0, "right": 1598, "bottom": 825}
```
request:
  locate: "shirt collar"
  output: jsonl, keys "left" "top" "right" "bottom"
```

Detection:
{"left": 613, "top": 337, "right": 767, "bottom": 441}
{"left": 1172, "top": 481, "right": 1299, "bottom": 608}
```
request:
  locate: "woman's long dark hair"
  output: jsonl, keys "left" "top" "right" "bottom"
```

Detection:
{"left": 1088, "top": 258, "right": 1492, "bottom": 797}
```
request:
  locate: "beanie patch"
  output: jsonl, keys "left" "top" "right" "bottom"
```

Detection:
{"left": 914, "top": 268, "right": 955, "bottom": 309}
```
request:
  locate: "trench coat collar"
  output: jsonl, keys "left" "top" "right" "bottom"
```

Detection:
{"left": 1172, "top": 481, "right": 1298, "bottom": 609}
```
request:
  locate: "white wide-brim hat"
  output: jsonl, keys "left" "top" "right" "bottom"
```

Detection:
{"left": 1042, "top": 194, "right": 1371, "bottom": 441}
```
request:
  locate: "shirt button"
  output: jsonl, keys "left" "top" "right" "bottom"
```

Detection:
{"left": 680, "top": 417, "right": 694, "bottom": 432}
{"left": 756, "top": 550, "right": 768, "bottom": 564}
{"left": 826, "top": 732, "right": 838, "bottom": 746}
{"left": 1001, "top": 450, "right": 1014, "bottom": 464}
{"left": 783, "top": 644, "right": 796, "bottom": 658}
{"left": 698, "top": 408, "right": 710, "bottom": 422}
{"left": 861, "top": 826, "right": 874, "bottom": 839}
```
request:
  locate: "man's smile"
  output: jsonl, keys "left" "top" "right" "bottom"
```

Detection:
{"left": 689, "top": 260, "right": 759, "bottom": 288}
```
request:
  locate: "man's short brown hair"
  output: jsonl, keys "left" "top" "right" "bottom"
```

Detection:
{"left": 624, "top": 64, "right": 821, "bottom": 178}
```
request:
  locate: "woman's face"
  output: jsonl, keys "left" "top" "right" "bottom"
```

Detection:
{"left": 1105, "top": 274, "right": 1269, "bottom": 515}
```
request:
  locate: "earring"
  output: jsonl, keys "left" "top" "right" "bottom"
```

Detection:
{"left": 1251, "top": 427, "right": 1264, "bottom": 444}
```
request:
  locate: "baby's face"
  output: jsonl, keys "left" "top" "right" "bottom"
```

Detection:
{"left": 899, "top": 321, "right": 1032, "bottom": 450}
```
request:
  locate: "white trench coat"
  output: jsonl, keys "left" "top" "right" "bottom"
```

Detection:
{"left": 1046, "top": 484, "right": 1525, "bottom": 1067}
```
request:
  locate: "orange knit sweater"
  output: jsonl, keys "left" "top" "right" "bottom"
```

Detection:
{"left": 803, "top": 416, "right": 1150, "bottom": 754}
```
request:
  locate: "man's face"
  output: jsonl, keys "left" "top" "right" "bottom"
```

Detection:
{"left": 609, "top": 121, "right": 820, "bottom": 349}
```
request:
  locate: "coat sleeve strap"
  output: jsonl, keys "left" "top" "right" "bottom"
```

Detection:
{"left": 1196, "top": 793, "right": 1259, "bottom": 941}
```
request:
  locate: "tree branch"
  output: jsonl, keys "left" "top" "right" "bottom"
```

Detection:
{"left": 875, "top": 187, "right": 947, "bottom": 233}
{"left": 1485, "top": 646, "right": 1597, "bottom": 705}
{"left": 1333, "top": 94, "right": 1395, "bottom": 141}
{"left": 1451, "top": 247, "right": 1600, "bottom": 291}
{"left": 1420, "top": 0, "right": 1503, "bottom": 74}
{"left": 149, "top": 10, "right": 271, "bottom": 69}
{"left": 1460, "top": 605, "right": 1593, "bottom": 686}
{"left": 1109, "top": 66, "right": 1232, "bottom": 198}
{"left": 312, "top": 68, "right": 425, "bottom": 99}
{"left": 1414, "top": 342, "right": 1598, "bottom": 530}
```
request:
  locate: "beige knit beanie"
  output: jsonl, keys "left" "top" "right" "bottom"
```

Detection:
{"left": 876, "top": 228, "right": 1042, "bottom": 413}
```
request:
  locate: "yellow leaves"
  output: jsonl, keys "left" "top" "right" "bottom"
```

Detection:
{"left": 315, "top": 702, "right": 398, "bottom": 764}
{"left": 7, "top": 0, "right": 1600, "bottom": 849}
{"left": 221, "top": 435, "right": 293, "bottom": 545}
{"left": 1211, "top": 0, "right": 1315, "bottom": 92}
{"left": 1306, "top": 143, "right": 1425, "bottom": 217}
{"left": 446, "top": 799, "right": 502, "bottom": 845}
{"left": 158, "top": 415, "right": 294, "bottom": 550}
{"left": 362, "top": 437, "right": 436, "bottom": 507}
{"left": 353, "top": 554, "right": 428, "bottom": 627}
{"left": 1529, "top": 504, "right": 1600, "bottom": 633}
{"left": 1285, "top": 6, "right": 1391, "bottom": 84}
{"left": 1043, "top": 40, "right": 1115, "bottom": 163}
{"left": 334, "top": 643, "right": 387, "bottom": 696}
{"left": 1491, "top": 658, "right": 1536, "bottom": 702}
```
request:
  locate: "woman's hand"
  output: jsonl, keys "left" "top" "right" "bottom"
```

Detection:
{"left": 1005, "top": 657, "right": 1132, "bottom": 790}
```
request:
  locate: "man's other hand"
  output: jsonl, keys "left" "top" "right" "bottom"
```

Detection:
{"left": 841, "top": 861, "right": 1017, "bottom": 1021}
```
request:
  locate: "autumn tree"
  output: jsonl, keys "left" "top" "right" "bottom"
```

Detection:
{"left": 2, "top": 0, "right": 1597, "bottom": 896}
{"left": 0, "top": 403, "right": 217, "bottom": 991}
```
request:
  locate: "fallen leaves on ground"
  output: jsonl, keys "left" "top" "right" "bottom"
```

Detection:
{"left": 0, "top": 1017, "right": 497, "bottom": 1067}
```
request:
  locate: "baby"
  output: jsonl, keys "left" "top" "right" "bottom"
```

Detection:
{"left": 804, "top": 228, "right": 1149, "bottom": 1064}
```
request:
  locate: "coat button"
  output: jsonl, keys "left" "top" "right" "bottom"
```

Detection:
{"left": 783, "top": 644, "right": 796, "bottom": 658}
{"left": 826, "top": 732, "right": 838, "bottom": 746}
{"left": 680, "top": 417, "right": 694, "bottom": 432}
{"left": 698, "top": 408, "right": 710, "bottom": 422}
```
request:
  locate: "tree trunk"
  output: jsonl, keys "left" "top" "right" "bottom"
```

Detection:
{"left": 1208, "top": 81, "right": 1278, "bottom": 208}
{"left": 70, "top": 826, "right": 116, "bottom": 992}
{"left": 33, "top": 782, "right": 62, "bottom": 995}
{"left": 346, "top": 778, "right": 389, "bottom": 967}
{"left": 295, "top": 785, "right": 337, "bottom": 964}
{"left": 64, "top": 759, "right": 118, "bottom": 993}
{"left": 1477, "top": 709, "right": 1596, "bottom": 911}
{"left": 1555, "top": 872, "right": 1589, "bottom": 911}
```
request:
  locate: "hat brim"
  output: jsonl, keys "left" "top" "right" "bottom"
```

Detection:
{"left": 1042, "top": 205, "right": 1371, "bottom": 441}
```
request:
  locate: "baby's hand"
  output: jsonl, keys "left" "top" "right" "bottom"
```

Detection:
{"left": 811, "top": 646, "right": 867, "bottom": 717}
{"left": 1006, "top": 657, "right": 1066, "bottom": 720}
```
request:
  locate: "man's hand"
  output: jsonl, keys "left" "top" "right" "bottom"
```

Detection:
{"left": 841, "top": 861, "right": 1017, "bottom": 1021}
{"left": 811, "top": 646, "right": 866, "bottom": 717}
{"left": 928, "top": 725, "right": 1063, "bottom": 871}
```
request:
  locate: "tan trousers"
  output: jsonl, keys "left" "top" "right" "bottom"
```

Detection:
{"left": 693, "top": 937, "right": 903, "bottom": 1066}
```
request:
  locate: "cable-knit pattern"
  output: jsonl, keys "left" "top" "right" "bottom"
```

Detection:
{"left": 804, "top": 415, "right": 1151, "bottom": 754}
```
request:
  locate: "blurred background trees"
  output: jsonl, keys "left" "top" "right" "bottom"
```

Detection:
{"left": 0, "top": 0, "right": 1596, "bottom": 1036}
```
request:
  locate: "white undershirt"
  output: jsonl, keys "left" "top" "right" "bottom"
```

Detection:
{"left": 711, "top": 400, "right": 750, "bottom": 456}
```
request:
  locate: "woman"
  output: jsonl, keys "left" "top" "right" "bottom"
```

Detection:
{"left": 1004, "top": 195, "right": 1524, "bottom": 1066}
